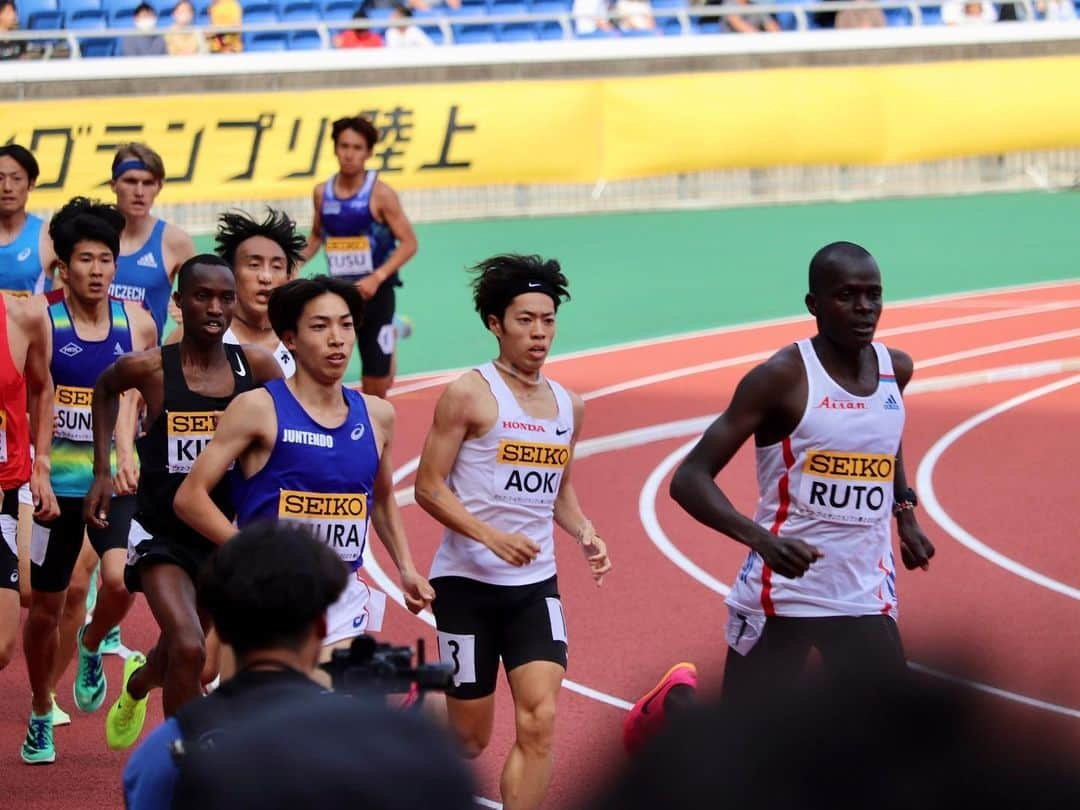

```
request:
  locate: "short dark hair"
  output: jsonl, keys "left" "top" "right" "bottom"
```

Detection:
{"left": 392, "top": 2, "right": 413, "bottom": 15}
{"left": 268, "top": 275, "right": 365, "bottom": 338}
{"left": 48, "top": 197, "right": 125, "bottom": 265}
{"left": 134, "top": 1, "right": 155, "bottom": 13}
{"left": 215, "top": 208, "right": 306, "bottom": 276}
{"left": 331, "top": 116, "right": 379, "bottom": 150}
{"left": 0, "top": 0, "right": 16, "bottom": 13}
{"left": 0, "top": 144, "right": 40, "bottom": 184}
{"left": 808, "top": 241, "right": 877, "bottom": 294}
{"left": 199, "top": 523, "right": 348, "bottom": 657}
{"left": 471, "top": 254, "right": 571, "bottom": 327}
{"left": 177, "top": 253, "right": 232, "bottom": 294}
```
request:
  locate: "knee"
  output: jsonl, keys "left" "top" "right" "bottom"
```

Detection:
{"left": 167, "top": 632, "right": 206, "bottom": 673}
{"left": 28, "top": 595, "right": 64, "bottom": 628}
{"left": 458, "top": 730, "right": 490, "bottom": 759}
{"left": 98, "top": 575, "right": 130, "bottom": 606}
{"left": 515, "top": 697, "right": 557, "bottom": 755}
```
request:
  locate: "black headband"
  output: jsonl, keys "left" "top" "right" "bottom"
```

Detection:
{"left": 505, "top": 278, "right": 560, "bottom": 305}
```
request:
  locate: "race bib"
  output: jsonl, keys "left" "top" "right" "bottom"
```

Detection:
{"left": 796, "top": 449, "right": 894, "bottom": 525}
{"left": 326, "top": 236, "right": 374, "bottom": 277}
{"left": 54, "top": 385, "right": 93, "bottom": 442}
{"left": 166, "top": 411, "right": 219, "bottom": 473}
{"left": 494, "top": 439, "right": 568, "bottom": 507}
{"left": 0, "top": 410, "right": 7, "bottom": 464}
{"left": 279, "top": 489, "right": 369, "bottom": 563}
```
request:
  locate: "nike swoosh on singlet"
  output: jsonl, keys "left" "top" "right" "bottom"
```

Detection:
{"left": 233, "top": 356, "right": 247, "bottom": 377}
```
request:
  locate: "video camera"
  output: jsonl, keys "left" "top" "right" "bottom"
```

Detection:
{"left": 320, "top": 635, "right": 454, "bottom": 701}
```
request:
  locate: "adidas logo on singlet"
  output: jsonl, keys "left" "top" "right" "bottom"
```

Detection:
{"left": 59, "top": 342, "right": 82, "bottom": 357}
{"left": 136, "top": 253, "right": 158, "bottom": 269}
{"left": 884, "top": 394, "right": 901, "bottom": 411}
{"left": 114, "top": 342, "right": 125, "bottom": 355}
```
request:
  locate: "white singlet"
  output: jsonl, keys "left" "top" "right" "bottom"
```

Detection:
{"left": 223, "top": 326, "right": 294, "bottom": 378}
{"left": 726, "top": 340, "right": 905, "bottom": 624}
{"left": 429, "top": 363, "right": 575, "bottom": 587}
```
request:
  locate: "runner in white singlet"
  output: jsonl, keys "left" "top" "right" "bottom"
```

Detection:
{"left": 623, "top": 241, "right": 935, "bottom": 755}
{"left": 415, "top": 254, "right": 612, "bottom": 810}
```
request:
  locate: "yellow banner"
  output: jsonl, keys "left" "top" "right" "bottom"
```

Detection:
{"left": 7, "top": 56, "right": 1080, "bottom": 209}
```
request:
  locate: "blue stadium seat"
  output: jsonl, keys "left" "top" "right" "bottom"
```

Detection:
{"left": 621, "top": 26, "right": 659, "bottom": 35}
{"left": 282, "top": 0, "right": 319, "bottom": 20}
{"left": 495, "top": 21, "right": 536, "bottom": 39}
{"left": 17, "top": 0, "right": 57, "bottom": 28}
{"left": 289, "top": 28, "right": 323, "bottom": 47}
{"left": 243, "top": 7, "right": 279, "bottom": 22}
{"left": 101, "top": 0, "right": 135, "bottom": 14}
{"left": 421, "top": 23, "right": 445, "bottom": 43}
{"left": 651, "top": 0, "right": 686, "bottom": 8}
{"left": 453, "top": 22, "right": 495, "bottom": 42}
{"left": 535, "top": 18, "right": 564, "bottom": 38}
{"left": 696, "top": 19, "right": 722, "bottom": 33}
{"left": 574, "top": 26, "right": 618, "bottom": 37}
{"left": 80, "top": 36, "right": 118, "bottom": 55}
{"left": 246, "top": 30, "right": 289, "bottom": 48}
{"left": 241, "top": 0, "right": 278, "bottom": 14}
{"left": 660, "top": 15, "right": 684, "bottom": 34}
{"left": 884, "top": 7, "right": 912, "bottom": 25}
{"left": 531, "top": 0, "right": 569, "bottom": 11}
{"left": 920, "top": 5, "right": 943, "bottom": 23}
{"left": 489, "top": 0, "right": 529, "bottom": 13}
{"left": 68, "top": 7, "right": 107, "bottom": 24}
{"left": 322, "top": 1, "right": 355, "bottom": 22}
{"left": 28, "top": 9, "right": 65, "bottom": 27}
{"left": 111, "top": 6, "right": 138, "bottom": 25}
{"left": 367, "top": 6, "right": 393, "bottom": 20}
{"left": 59, "top": 0, "right": 101, "bottom": 13}
{"left": 458, "top": 0, "right": 486, "bottom": 10}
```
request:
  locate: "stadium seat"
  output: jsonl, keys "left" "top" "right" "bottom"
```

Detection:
{"left": 574, "top": 26, "right": 618, "bottom": 37}
{"left": 531, "top": 0, "right": 570, "bottom": 11}
{"left": 489, "top": 0, "right": 529, "bottom": 13}
{"left": 495, "top": 21, "right": 536, "bottom": 40}
{"left": 458, "top": 0, "right": 486, "bottom": 10}
{"left": 535, "top": 18, "right": 564, "bottom": 38}
{"left": 101, "top": 0, "right": 135, "bottom": 13}
{"left": 282, "top": 0, "right": 318, "bottom": 16}
{"left": 59, "top": 0, "right": 102, "bottom": 13}
{"left": 68, "top": 7, "right": 107, "bottom": 24}
{"left": 696, "top": 19, "right": 722, "bottom": 33}
{"left": 80, "top": 36, "right": 117, "bottom": 55}
{"left": 288, "top": 28, "right": 323, "bottom": 47}
{"left": 919, "top": 4, "right": 943, "bottom": 23}
{"left": 453, "top": 22, "right": 496, "bottom": 42}
{"left": 321, "top": 1, "right": 355, "bottom": 22}
{"left": 17, "top": 0, "right": 56, "bottom": 29}
{"left": 246, "top": 30, "right": 288, "bottom": 48}
{"left": 621, "top": 26, "right": 659, "bottom": 35}
{"left": 421, "top": 23, "right": 445, "bottom": 43}
{"left": 884, "top": 7, "right": 912, "bottom": 25}
{"left": 660, "top": 15, "right": 684, "bottom": 34}
{"left": 243, "top": 6, "right": 279, "bottom": 22}
{"left": 651, "top": 0, "right": 686, "bottom": 8}
{"left": 111, "top": 6, "right": 138, "bottom": 25}
{"left": 367, "top": 6, "right": 393, "bottom": 20}
{"left": 28, "top": 9, "right": 65, "bottom": 27}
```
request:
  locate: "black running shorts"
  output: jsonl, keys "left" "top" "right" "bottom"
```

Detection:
{"left": 30, "top": 495, "right": 136, "bottom": 592}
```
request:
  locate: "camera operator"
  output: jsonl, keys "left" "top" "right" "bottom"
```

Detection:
{"left": 123, "top": 522, "right": 473, "bottom": 810}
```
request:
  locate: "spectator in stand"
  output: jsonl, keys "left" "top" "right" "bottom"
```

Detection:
{"left": 208, "top": 0, "right": 243, "bottom": 52}
{"left": 573, "top": 0, "right": 616, "bottom": 34}
{"left": 0, "top": 0, "right": 27, "bottom": 60}
{"left": 166, "top": 0, "right": 203, "bottom": 55}
{"left": 615, "top": 0, "right": 655, "bottom": 30}
{"left": 724, "top": 0, "right": 780, "bottom": 32}
{"left": 385, "top": 3, "right": 433, "bottom": 46}
{"left": 122, "top": 3, "right": 168, "bottom": 56}
{"left": 942, "top": 0, "right": 998, "bottom": 23}
{"left": 335, "top": 8, "right": 385, "bottom": 47}
{"left": 1037, "top": 0, "right": 1075, "bottom": 18}
{"left": 835, "top": 1, "right": 885, "bottom": 27}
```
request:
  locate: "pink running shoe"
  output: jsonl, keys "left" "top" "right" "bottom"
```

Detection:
{"left": 623, "top": 662, "right": 698, "bottom": 756}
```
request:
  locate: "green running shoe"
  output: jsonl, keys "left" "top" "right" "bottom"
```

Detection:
{"left": 106, "top": 652, "right": 148, "bottom": 751}
{"left": 74, "top": 624, "right": 106, "bottom": 712}
{"left": 21, "top": 712, "right": 55, "bottom": 764}
{"left": 99, "top": 624, "right": 123, "bottom": 656}
{"left": 85, "top": 563, "right": 99, "bottom": 614}
{"left": 50, "top": 694, "right": 71, "bottom": 727}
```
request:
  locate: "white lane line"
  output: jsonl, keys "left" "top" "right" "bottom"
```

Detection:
{"left": 638, "top": 433, "right": 1080, "bottom": 721}
{"left": 916, "top": 373, "right": 1080, "bottom": 602}
{"left": 386, "top": 279, "right": 1080, "bottom": 397}
{"left": 584, "top": 317, "right": 1080, "bottom": 402}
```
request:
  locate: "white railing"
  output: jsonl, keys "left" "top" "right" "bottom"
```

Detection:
{"left": 0, "top": 0, "right": 1060, "bottom": 59}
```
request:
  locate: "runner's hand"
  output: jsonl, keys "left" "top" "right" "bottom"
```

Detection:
{"left": 755, "top": 533, "right": 823, "bottom": 579}
{"left": 579, "top": 522, "right": 612, "bottom": 586}
{"left": 30, "top": 460, "right": 59, "bottom": 522}
{"left": 113, "top": 453, "right": 140, "bottom": 496}
{"left": 484, "top": 530, "right": 541, "bottom": 567}
{"left": 354, "top": 275, "right": 382, "bottom": 301}
{"left": 83, "top": 474, "right": 114, "bottom": 528}
{"left": 897, "top": 513, "right": 934, "bottom": 571}
{"left": 400, "top": 568, "right": 435, "bottom": 614}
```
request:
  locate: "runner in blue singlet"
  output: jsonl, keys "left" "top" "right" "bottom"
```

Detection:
{"left": 0, "top": 144, "right": 57, "bottom": 296}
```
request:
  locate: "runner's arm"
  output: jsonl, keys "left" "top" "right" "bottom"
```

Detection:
{"left": 113, "top": 304, "right": 159, "bottom": 495}
{"left": 414, "top": 376, "right": 541, "bottom": 565}
{"left": 174, "top": 392, "right": 269, "bottom": 544}
{"left": 299, "top": 184, "right": 325, "bottom": 263}
{"left": 670, "top": 360, "right": 823, "bottom": 579}
{"left": 553, "top": 393, "right": 611, "bottom": 583}
{"left": 890, "top": 348, "right": 934, "bottom": 571}
{"left": 23, "top": 301, "right": 57, "bottom": 519}
{"left": 367, "top": 396, "right": 434, "bottom": 613}
{"left": 370, "top": 182, "right": 418, "bottom": 283}
{"left": 239, "top": 343, "right": 286, "bottom": 384}
{"left": 85, "top": 351, "right": 159, "bottom": 526}
{"left": 164, "top": 225, "right": 197, "bottom": 284}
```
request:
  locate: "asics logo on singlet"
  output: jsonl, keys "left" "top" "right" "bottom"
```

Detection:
{"left": 282, "top": 429, "right": 333, "bottom": 448}
{"left": 59, "top": 342, "right": 82, "bottom": 358}
{"left": 815, "top": 396, "right": 867, "bottom": 410}
{"left": 136, "top": 253, "right": 158, "bottom": 269}
{"left": 884, "top": 394, "right": 901, "bottom": 411}
{"left": 9, "top": 571, "right": 16, "bottom": 584}
{"left": 350, "top": 424, "right": 365, "bottom": 440}
{"left": 17, "top": 248, "right": 31, "bottom": 262}
{"left": 352, "top": 615, "right": 367, "bottom": 630}
{"left": 502, "top": 420, "right": 545, "bottom": 433}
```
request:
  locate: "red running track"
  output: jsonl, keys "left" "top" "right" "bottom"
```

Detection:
{"left": 2, "top": 280, "right": 1078, "bottom": 808}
